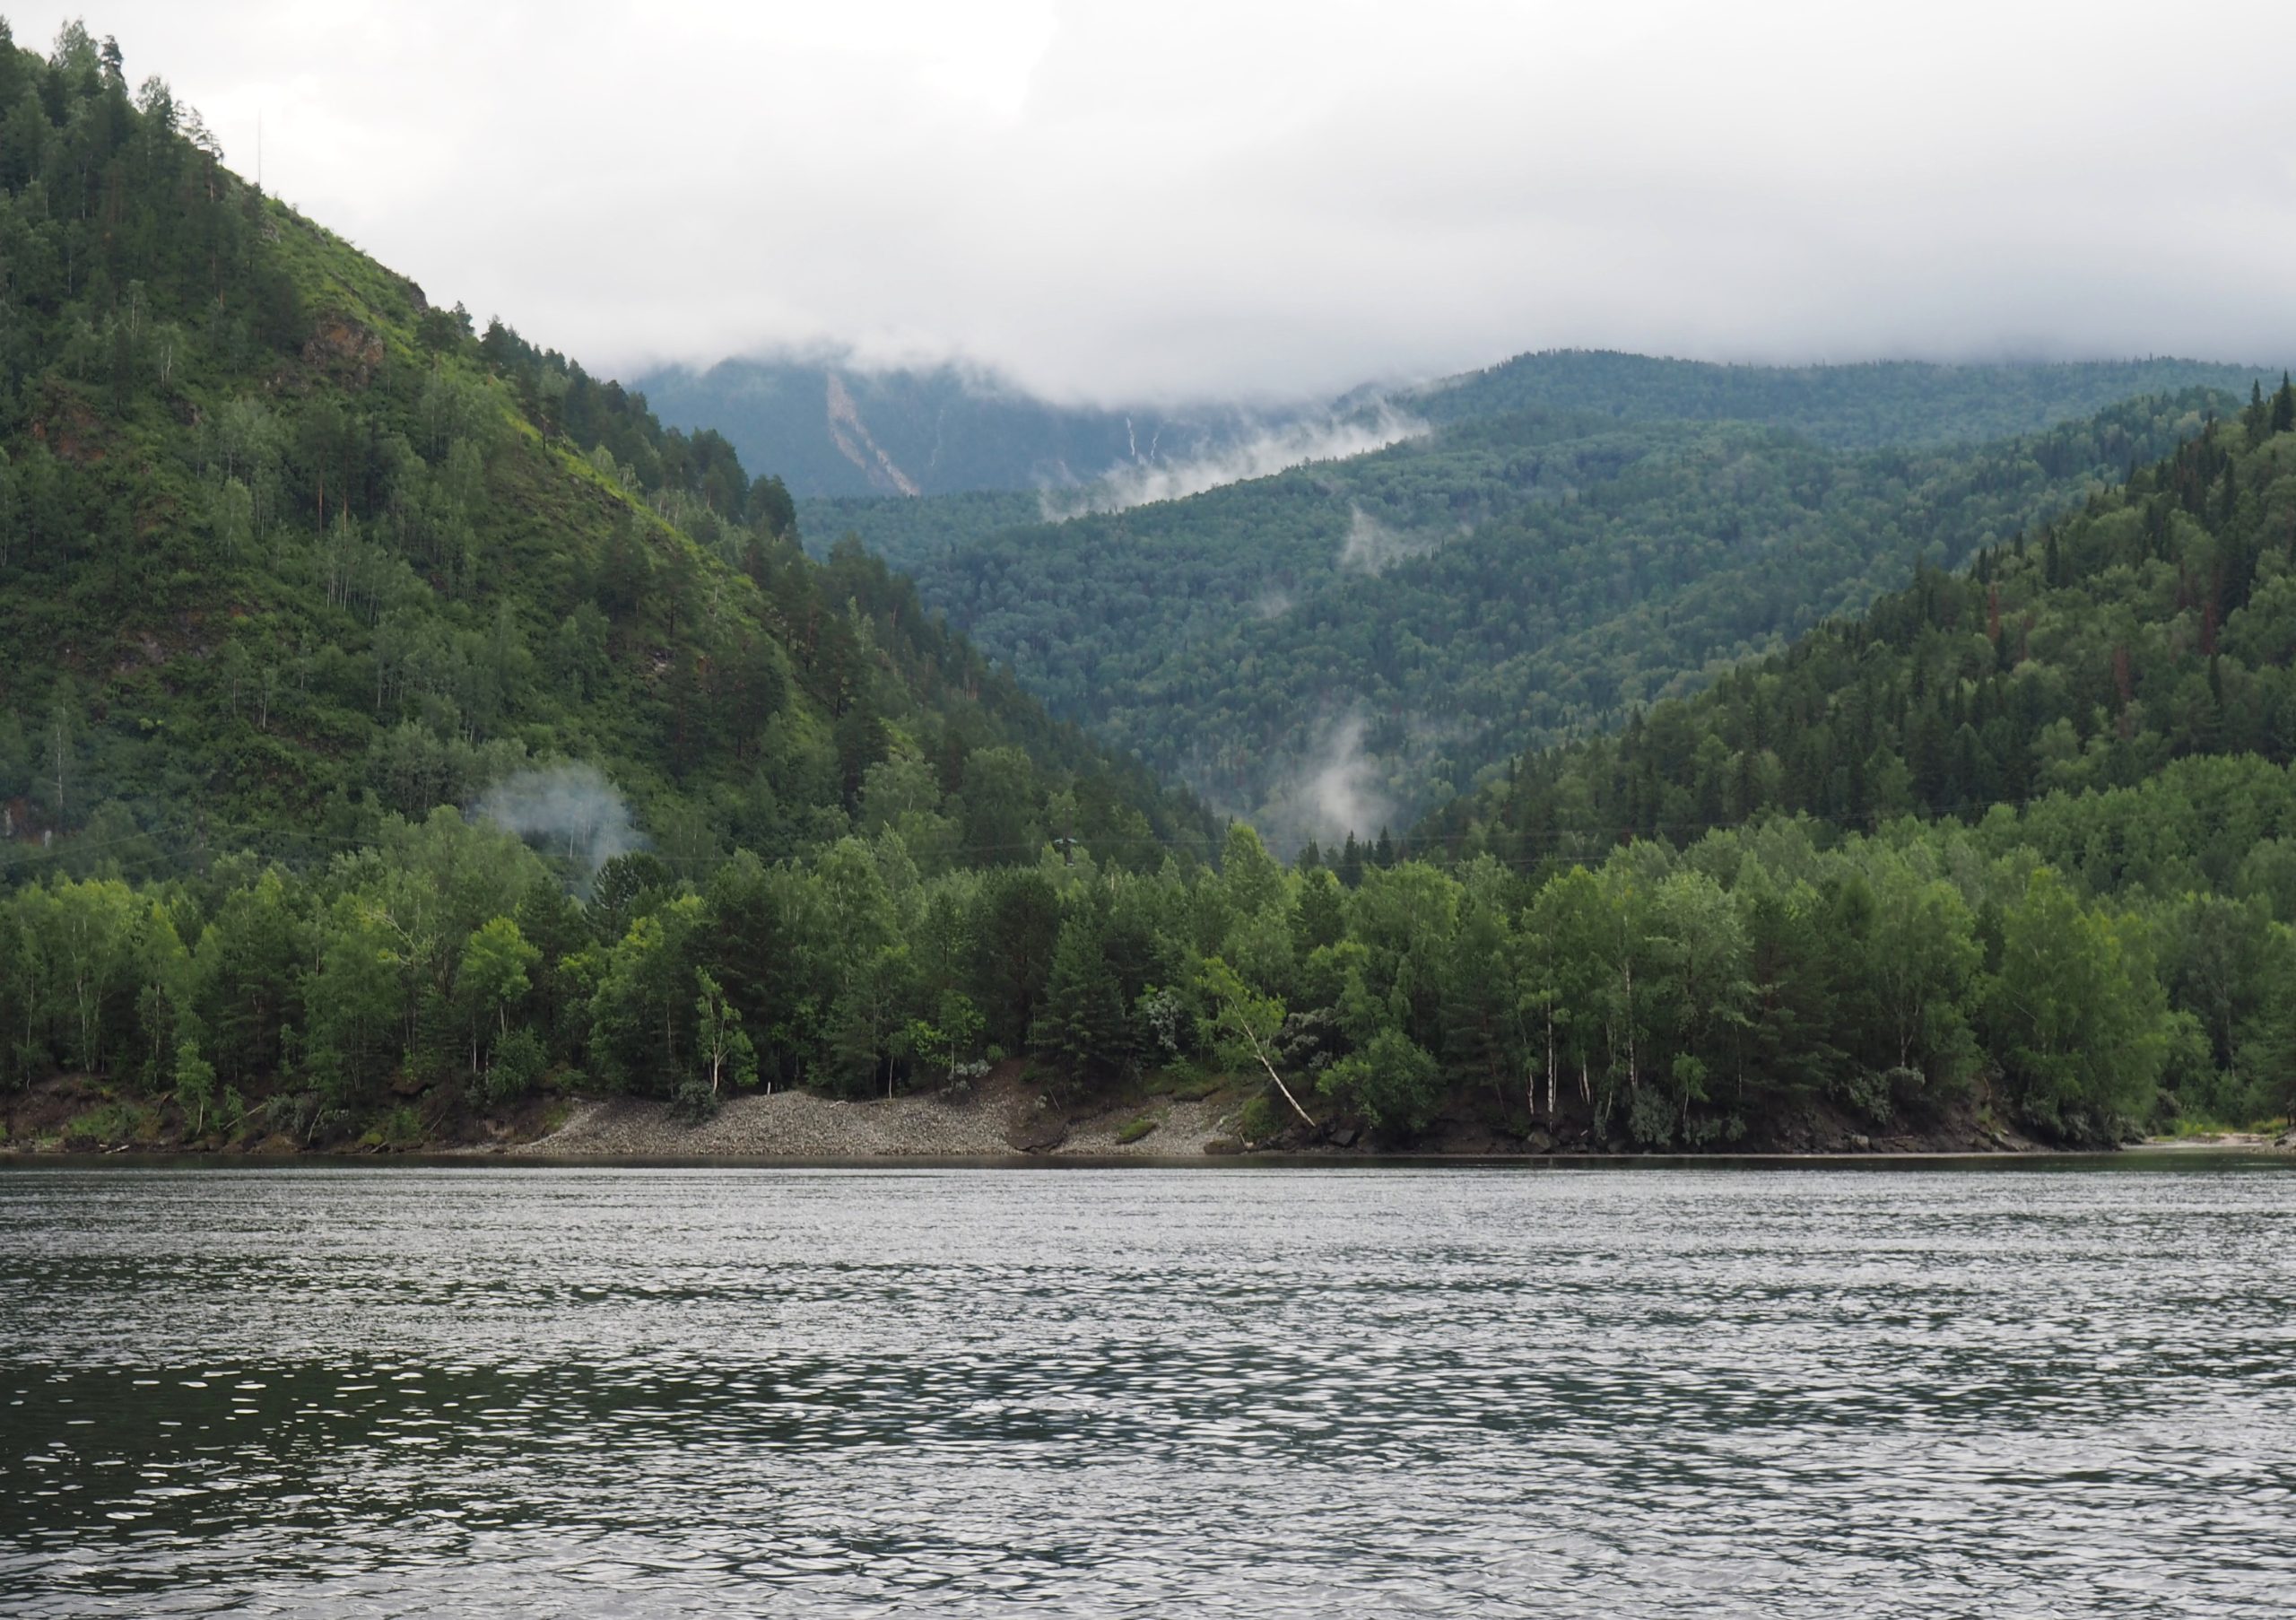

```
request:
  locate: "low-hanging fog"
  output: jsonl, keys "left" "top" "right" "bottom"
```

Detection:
{"left": 62, "top": 2, "right": 2296, "bottom": 405}
{"left": 1235, "top": 713, "right": 1402, "bottom": 858}
{"left": 1039, "top": 409, "right": 1424, "bottom": 519}
{"left": 475, "top": 764, "right": 647, "bottom": 883}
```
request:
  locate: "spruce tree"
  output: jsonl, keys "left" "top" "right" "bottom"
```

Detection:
{"left": 1031, "top": 919, "right": 1129, "bottom": 1080}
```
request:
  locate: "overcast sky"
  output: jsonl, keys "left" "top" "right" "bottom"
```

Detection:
{"left": 33, "top": 2, "right": 2296, "bottom": 403}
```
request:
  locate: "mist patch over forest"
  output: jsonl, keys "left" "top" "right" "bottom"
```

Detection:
{"left": 814, "top": 380, "right": 2245, "bottom": 851}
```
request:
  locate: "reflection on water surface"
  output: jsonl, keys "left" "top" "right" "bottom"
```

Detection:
{"left": 3, "top": 1165, "right": 2292, "bottom": 1616}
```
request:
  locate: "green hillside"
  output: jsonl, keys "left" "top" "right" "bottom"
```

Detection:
{"left": 0, "top": 23, "right": 1249, "bottom": 1143}
{"left": 0, "top": 23, "right": 1206, "bottom": 881}
{"left": 864, "top": 393, "right": 2230, "bottom": 849}
{"left": 1431, "top": 382, "right": 2296, "bottom": 860}
{"left": 799, "top": 487, "right": 1046, "bottom": 570}
{"left": 1393, "top": 381, "right": 2296, "bottom": 1135}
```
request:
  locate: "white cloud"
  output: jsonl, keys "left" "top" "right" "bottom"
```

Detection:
{"left": 1336, "top": 503, "right": 1437, "bottom": 578}
{"left": 48, "top": 0, "right": 2296, "bottom": 403}
{"left": 1246, "top": 712, "right": 1396, "bottom": 854}
{"left": 1038, "top": 408, "right": 1423, "bottom": 518}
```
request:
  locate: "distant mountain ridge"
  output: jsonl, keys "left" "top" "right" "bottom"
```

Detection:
{"left": 631, "top": 356, "right": 1325, "bottom": 499}
{"left": 1405, "top": 351, "right": 2272, "bottom": 447}
{"left": 639, "top": 349, "right": 2269, "bottom": 506}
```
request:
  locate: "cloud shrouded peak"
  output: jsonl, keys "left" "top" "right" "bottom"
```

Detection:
{"left": 53, "top": 0, "right": 2296, "bottom": 403}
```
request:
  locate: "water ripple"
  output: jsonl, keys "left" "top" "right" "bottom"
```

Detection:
{"left": 2, "top": 1165, "right": 2292, "bottom": 1615}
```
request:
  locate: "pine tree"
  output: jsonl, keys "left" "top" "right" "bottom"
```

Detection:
{"left": 1031, "top": 919, "right": 1129, "bottom": 1080}
{"left": 596, "top": 512, "right": 649, "bottom": 628}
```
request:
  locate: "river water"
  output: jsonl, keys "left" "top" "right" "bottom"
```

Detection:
{"left": 2, "top": 1162, "right": 2292, "bottom": 1616}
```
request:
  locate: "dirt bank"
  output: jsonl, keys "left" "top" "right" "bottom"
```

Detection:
{"left": 494, "top": 1076, "right": 1247, "bottom": 1161}
{"left": 486, "top": 1079, "right": 2080, "bottom": 1163}
{"left": 2132, "top": 1130, "right": 2296, "bottom": 1154}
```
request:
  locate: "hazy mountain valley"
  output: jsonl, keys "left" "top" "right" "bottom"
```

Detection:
{"left": 808, "top": 378, "right": 2246, "bottom": 849}
{"left": 2, "top": 20, "right": 2293, "bottom": 1170}
{"left": 11, "top": 12, "right": 2296, "bottom": 1617}
{"left": 634, "top": 353, "right": 1412, "bottom": 503}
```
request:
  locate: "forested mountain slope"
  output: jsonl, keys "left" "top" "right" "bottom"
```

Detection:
{"left": 1430, "top": 380, "right": 2296, "bottom": 864}
{"left": 0, "top": 23, "right": 1208, "bottom": 884}
{"left": 799, "top": 487, "right": 1046, "bottom": 570}
{"left": 859, "top": 393, "right": 2232, "bottom": 849}
{"left": 0, "top": 22, "right": 1247, "bottom": 1148}
{"left": 1346, "top": 385, "right": 2296, "bottom": 1142}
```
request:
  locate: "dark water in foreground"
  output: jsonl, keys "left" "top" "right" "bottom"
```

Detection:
{"left": 2, "top": 1164, "right": 2292, "bottom": 1616}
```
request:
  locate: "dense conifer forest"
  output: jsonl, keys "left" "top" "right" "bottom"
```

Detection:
{"left": 2, "top": 21, "right": 2289, "bottom": 1154}
{"left": 822, "top": 390, "right": 2237, "bottom": 846}
{"left": 0, "top": 22, "right": 1208, "bottom": 863}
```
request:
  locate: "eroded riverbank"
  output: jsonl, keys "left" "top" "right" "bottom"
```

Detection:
{"left": 499, "top": 1084, "right": 1245, "bottom": 1161}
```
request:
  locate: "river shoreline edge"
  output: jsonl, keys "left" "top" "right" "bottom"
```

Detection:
{"left": 4, "top": 1072, "right": 2289, "bottom": 1168}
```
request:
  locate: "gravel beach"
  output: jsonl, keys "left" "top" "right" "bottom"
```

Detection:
{"left": 503, "top": 1081, "right": 1244, "bottom": 1161}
